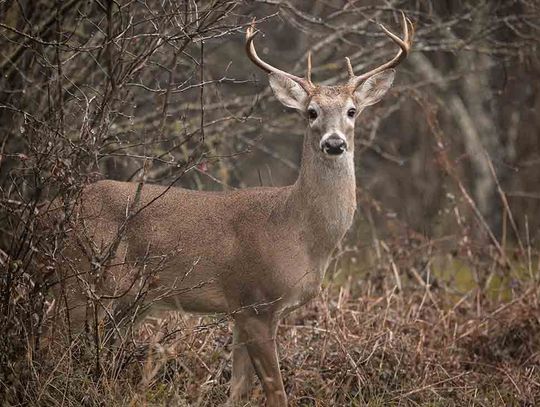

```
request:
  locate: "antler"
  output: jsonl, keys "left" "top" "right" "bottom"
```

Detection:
{"left": 246, "top": 20, "right": 315, "bottom": 94}
{"left": 347, "top": 12, "right": 414, "bottom": 88}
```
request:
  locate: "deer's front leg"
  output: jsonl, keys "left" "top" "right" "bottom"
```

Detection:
{"left": 229, "top": 324, "right": 255, "bottom": 402}
{"left": 234, "top": 313, "right": 287, "bottom": 407}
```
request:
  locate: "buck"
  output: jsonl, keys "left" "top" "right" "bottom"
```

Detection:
{"left": 52, "top": 14, "right": 413, "bottom": 407}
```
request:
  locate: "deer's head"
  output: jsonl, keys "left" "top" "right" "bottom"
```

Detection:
{"left": 246, "top": 13, "right": 413, "bottom": 160}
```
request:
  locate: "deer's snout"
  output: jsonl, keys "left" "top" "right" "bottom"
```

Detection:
{"left": 320, "top": 133, "right": 347, "bottom": 156}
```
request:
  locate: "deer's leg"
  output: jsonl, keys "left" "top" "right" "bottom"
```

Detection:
{"left": 234, "top": 313, "right": 286, "bottom": 407}
{"left": 229, "top": 324, "right": 256, "bottom": 402}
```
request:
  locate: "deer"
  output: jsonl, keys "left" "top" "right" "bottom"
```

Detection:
{"left": 49, "top": 13, "right": 413, "bottom": 407}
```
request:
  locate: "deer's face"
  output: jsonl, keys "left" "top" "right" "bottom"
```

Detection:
{"left": 268, "top": 70, "right": 395, "bottom": 159}
{"left": 305, "top": 88, "right": 357, "bottom": 158}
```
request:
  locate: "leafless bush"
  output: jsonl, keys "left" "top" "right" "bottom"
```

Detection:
{"left": 0, "top": 0, "right": 245, "bottom": 402}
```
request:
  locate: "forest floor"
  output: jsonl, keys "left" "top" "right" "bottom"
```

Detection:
{"left": 16, "top": 261, "right": 539, "bottom": 407}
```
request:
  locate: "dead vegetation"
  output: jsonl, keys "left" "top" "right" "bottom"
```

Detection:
{"left": 10, "top": 271, "right": 538, "bottom": 406}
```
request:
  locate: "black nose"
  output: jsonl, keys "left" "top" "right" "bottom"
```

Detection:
{"left": 321, "top": 135, "right": 347, "bottom": 155}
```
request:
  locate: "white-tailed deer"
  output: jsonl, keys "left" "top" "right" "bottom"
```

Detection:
{"left": 51, "top": 13, "right": 413, "bottom": 407}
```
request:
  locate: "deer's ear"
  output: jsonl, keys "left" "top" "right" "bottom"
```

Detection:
{"left": 268, "top": 73, "right": 309, "bottom": 110}
{"left": 354, "top": 70, "right": 395, "bottom": 107}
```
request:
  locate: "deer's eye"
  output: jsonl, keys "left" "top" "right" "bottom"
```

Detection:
{"left": 347, "top": 108, "right": 356, "bottom": 118}
{"left": 307, "top": 108, "right": 318, "bottom": 120}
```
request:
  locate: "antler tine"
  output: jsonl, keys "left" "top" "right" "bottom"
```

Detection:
{"left": 245, "top": 20, "right": 314, "bottom": 93}
{"left": 348, "top": 11, "right": 414, "bottom": 88}
{"left": 306, "top": 51, "right": 313, "bottom": 85}
{"left": 345, "top": 56, "right": 355, "bottom": 77}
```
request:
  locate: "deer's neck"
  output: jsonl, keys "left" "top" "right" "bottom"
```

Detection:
{"left": 289, "top": 133, "right": 357, "bottom": 257}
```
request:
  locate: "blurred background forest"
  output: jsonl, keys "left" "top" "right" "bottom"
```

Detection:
{"left": 1, "top": 0, "right": 540, "bottom": 405}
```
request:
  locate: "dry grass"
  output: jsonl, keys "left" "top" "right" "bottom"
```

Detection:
{"left": 4, "top": 260, "right": 539, "bottom": 406}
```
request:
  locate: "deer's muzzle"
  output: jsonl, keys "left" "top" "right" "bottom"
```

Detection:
{"left": 320, "top": 134, "right": 347, "bottom": 156}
